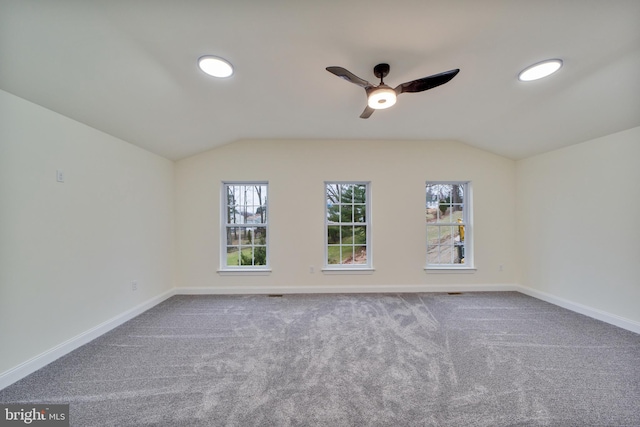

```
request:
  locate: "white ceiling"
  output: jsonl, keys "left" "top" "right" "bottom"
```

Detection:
{"left": 1, "top": 0, "right": 639, "bottom": 161}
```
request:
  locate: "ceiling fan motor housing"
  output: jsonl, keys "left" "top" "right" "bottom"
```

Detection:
{"left": 373, "top": 63, "right": 390, "bottom": 80}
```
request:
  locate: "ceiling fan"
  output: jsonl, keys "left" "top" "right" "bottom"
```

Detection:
{"left": 326, "top": 63, "right": 460, "bottom": 118}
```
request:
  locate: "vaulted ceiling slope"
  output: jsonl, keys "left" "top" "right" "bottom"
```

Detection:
{"left": 1, "top": 0, "right": 639, "bottom": 161}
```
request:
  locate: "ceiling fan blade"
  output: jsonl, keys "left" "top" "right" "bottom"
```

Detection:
{"left": 326, "top": 66, "right": 373, "bottom": 88}
{"left": 395, "top": 69, "right": 460, "bottom": 95}
{"left": 359, "top": 105, "right": 375, "bottom": 119}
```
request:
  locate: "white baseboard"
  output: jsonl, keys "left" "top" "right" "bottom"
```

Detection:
{"left": 0, "top": 289, "right": 176, "bottom": 390}
{"left": 176, "top": 284, "right": 517, "bottom": 295}
{"left": 515, "top": 285, "right": 640, "bottom": 335}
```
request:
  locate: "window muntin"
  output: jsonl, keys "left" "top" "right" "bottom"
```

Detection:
{"left": 426, "top": 182, "right": 470, "bottom": 267}
{"left": 223, "top": 183, "right": 268, "bottom": 268}
{"left": 325, "top": 182, "right": 370, "bottom": 268}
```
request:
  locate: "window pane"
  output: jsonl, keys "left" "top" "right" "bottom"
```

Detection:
{"left": 254, "top": 246, "right": 267, "bottom": 266}
{"left": 227, "top": 246, "right": 240, "bottom": 266}
{"left": 341, "top": 226, "right": 353, "bottom": 244}
{"left": 226, "top": 185, "right": 239, "bottom": 223}
{"left": 241, "top": 228, "right": 252, "bottom": 245}
{"left": 327, "top": 245, "right": 340, "bottom": 264}
{"left": 254, "top": 226, "right": 267, "bottom": 244}
{"left": 340, "top": 245, "right": 354, "bottom": 263}
{"left": 441, "top": 226, "right": 455, "bottom": 244}
{"left": 342, "top": 205, "right": 353, "bottom": 223}
{"left": 254, "top": 205, "right": 267, "bottom": 224}
{"left": 353, "top": 226, "right": 366, "bottom": 245}
{"left": 353, "top": 246, "right": 367, "bottom": 264}
{"left": 436, "top": 200, "right": 450, "bottom": 222}
{"left": 354, "top": 204, "right": 366, "bottom": 222}
{"left": 253, "top": 185, "right": 267, "bottom": 223}
{"left": 454, "top": 185, "right": 463, "bottom": 205}
{"left": 227, "top": 227, "right": 241, "bottom": 245}
{"left": 427, "top": 226, "right": 439, "bottom": 246}
{"left": 427, "top": 243, "right": 454, "bottom": 265}
{"left": 327, "top": 204, "right": 340, "bottom": 223}
{"left": 328, "top": 226, "right": 340, "bottom": 244}
{"left": 240, "top": 247, "right": 254, "bottom": 266}
{"left": 353, "top": 185, "right": 366, "bottom": 203}
{"left": 227, "top": 186, "right": 238, "bottom": 205}
{"left": 450, "top": 208, "right": 463, "bottom": 224}
{"left": 246, "top": 207, "right": 257, "bottom": 222}
{"left": 426, "top": 206, "right": 437, "bottom": 223}
{"left": 326, "top": 184, "right": 340, "bottom": 204}
{"left": 426, "top": 186, "right": 438, "bottom": 211}
{"left": 340, "top": 184, "right": 351, "bottom": 203}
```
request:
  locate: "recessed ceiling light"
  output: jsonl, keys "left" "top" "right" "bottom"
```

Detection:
{"left": 198, "top": 55, "right": 234, "bottom": 78}
{"left": 518, "top": 59, "right": 563, "bottom": 82}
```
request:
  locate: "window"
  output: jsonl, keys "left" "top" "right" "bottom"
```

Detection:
{"left": 325, "top": 182, "right": 371, "bottom": 269}
{"left": 222, "top": 182, "right": 268, "bottom": 269}
{"left": 426, "top": 182, "right": 472, "bottom": 268}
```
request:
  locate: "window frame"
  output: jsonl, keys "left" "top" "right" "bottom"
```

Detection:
{"left": 220, "top": 181, "right": 270, "bottom": 273}
{"left": 425, "top": 181, "right": 474, "bottom": 271}
{"left": 323, "top": 181, "right": 373, "bottom": 272}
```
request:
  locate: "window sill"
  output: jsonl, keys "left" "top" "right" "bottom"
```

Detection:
{"left": 322, "top": 267, "right": 375, "bottom": 275}
{"left": 217, "top": 269, "right": 272, "bottom": 276}
{"left": 424, "top": 267, "right": 477, "bottom": 274}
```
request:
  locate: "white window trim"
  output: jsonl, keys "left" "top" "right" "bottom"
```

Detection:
{"left": 324, "top": 181, "right": 373, "bottom": 270}
{"left": 425, "top": 181, "right": 474, "bottom": 270}
{"left": 217, "top": 269, "right": 272, "bottom": 276}
{"left": 424, "top": 266, "right": 477, "bottom": 273}
{"left": 321, "top": 267, "right": 375, "bottom": 275}
{"left": 220, "top": 181, "right": 270, "bottom": 272}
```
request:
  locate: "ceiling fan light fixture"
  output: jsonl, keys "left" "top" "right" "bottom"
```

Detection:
{"left": 367, "top": 86, "right": 397, "bottom": 109}
{"left": 198, "top": 55, "right": 234, "bottom": 78}
{"left": 326, "top": 63, "right": 459, "bottom": 118}
{"left": 518, "top": 59, "right": 562, "bottom": 81}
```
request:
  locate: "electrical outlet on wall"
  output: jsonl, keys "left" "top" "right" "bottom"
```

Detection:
{"left": 131, "top": 280, "right": 138, "bottom": 291}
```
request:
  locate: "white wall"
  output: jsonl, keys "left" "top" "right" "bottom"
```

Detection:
{"left": 0, "top": 90, "right": 175, "bottom": 376}
{"left": 516, "top": 126, "right": 640, "bottom": 325}
{"left": 175, "top": 139, "right": 517, "bottom": 292}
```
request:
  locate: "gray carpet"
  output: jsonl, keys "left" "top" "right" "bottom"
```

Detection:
{"left": 1, "top": 292, "right": 639, "bottom": 426}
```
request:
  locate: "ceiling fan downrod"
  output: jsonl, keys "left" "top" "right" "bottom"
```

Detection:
{"left": 373, "top": 63, "right": 390, "bottom": 84}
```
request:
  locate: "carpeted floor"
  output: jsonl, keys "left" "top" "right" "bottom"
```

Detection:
{"left": 1, "top": 292, "right": 639, "bottom": 426}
